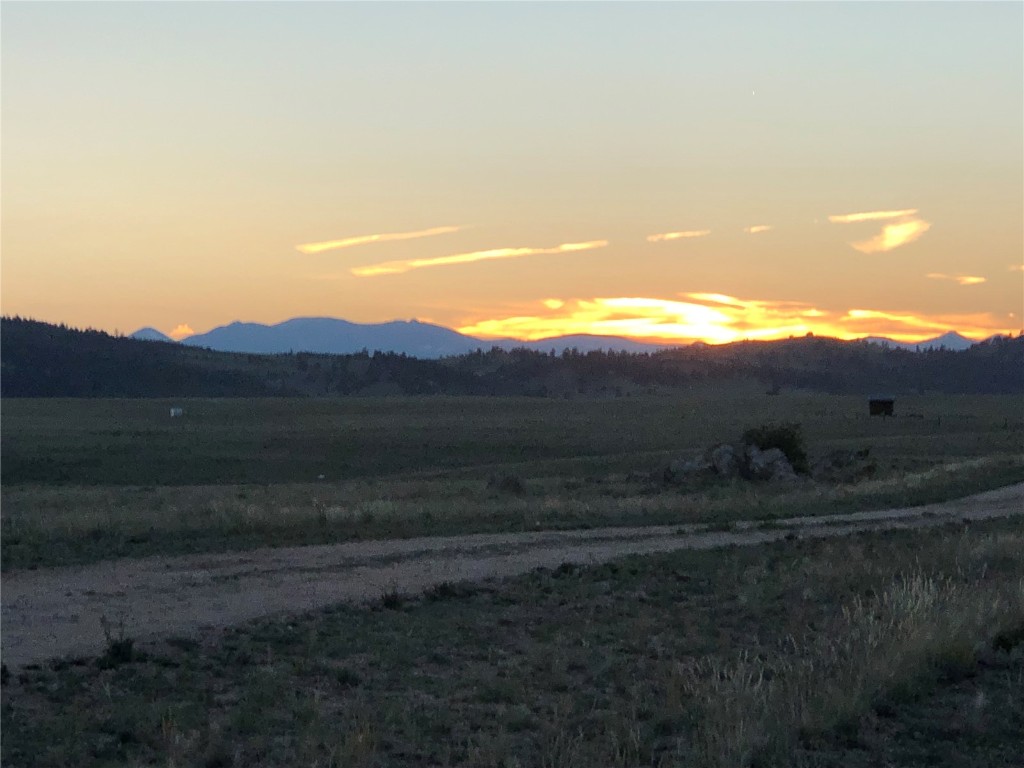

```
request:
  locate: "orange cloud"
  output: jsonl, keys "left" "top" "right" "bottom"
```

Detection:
{"left": 827, "top": 209, "right": 918, "bottom": 224}
{"left": 351, "top": 240, "right": 607, "bottom": 277}
{"left": 842, "top": 308, "right": 1010, "bottom": 340}
{"left": 926, "top": 273, "right": 986, "bottom": 286}
{"left": 1010, "top": 264, "right": 1024, "bottom": 272}
{"left": 829, "top": 208, "right": 931, "bottom": 254}
{"left": 646, "top": 230, "right": 711, "bottom": 242}
{"left": 169, "top": 324, "right": 194, "bottom": 340}
{"left": 851, "top": 218, "right": 931, "bottom": 254}
{"left": 296, "top": 225, "right": 460, "bottom": 255}
{"left": 743, "top": 225, "right": 773, "bottom": 234}
{"left": 457, "top": 294, "right": 1014, "bottom": 345}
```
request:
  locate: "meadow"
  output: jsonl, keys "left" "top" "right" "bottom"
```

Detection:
{"left": 3, "top": 392, "right": 1023, "bottom": 766}
{"left": 3, "top": 392, "right": 1023, "bottom": 569}
{"left": 3, "top": 516, "right": 1022, "bottom": 767}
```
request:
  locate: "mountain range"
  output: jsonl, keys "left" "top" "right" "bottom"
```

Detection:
{"left": 129, "top": 317, "right": 987, "bottom": 357}
{"left": 6, "top": 316, "right": 1021, "bottom": 399}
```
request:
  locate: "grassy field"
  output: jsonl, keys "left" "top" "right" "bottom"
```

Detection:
{"left": 3, "top": 517, "right": 1022, "bottom": 767}
{"left": 3, "top": 393, "right": 1022, "bottom": 486}
{"left": 3, "top": 393, "right": 1023, "bottom": 569}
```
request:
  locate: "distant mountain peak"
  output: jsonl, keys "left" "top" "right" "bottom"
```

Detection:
{"left": 173, "top": 316, "right": 673, "bottom": 358}
{"left": 864, "top": 331, "right": 977, "bottom": 351}
{"left": 130, "top": 327, "right": 173, "bottom": 342}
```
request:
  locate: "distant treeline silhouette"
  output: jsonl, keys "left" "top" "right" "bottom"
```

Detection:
{"left": 2, "top": 316, "right": 1021, "bottom": 398}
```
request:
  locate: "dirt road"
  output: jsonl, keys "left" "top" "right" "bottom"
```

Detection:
{"left": 3, "top": 483, "right": 1022, "bottom": 668}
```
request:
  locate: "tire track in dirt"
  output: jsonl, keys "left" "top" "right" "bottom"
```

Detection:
{"left": 3, "top": 483, "right": 1021, "bottom": 668}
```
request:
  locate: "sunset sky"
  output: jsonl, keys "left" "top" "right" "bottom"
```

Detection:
{"left": 3, "top": 2, "right": 1021, "bottom": 344}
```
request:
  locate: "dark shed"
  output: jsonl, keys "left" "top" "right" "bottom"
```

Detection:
{"left": 869, "top": 395, "right": 895, "bottom": 417}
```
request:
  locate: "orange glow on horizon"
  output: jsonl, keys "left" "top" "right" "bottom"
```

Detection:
{"left": 168, "top": 323, "right": 194, "bottom": 340}
{"left": 456, "top": 294, "right": 1015, "bottom": 345}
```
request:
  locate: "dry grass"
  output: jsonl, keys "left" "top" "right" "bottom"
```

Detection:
{"left": 4, "top": 391, "right": 1023, "bottom": 568}
{"left": 678, "top": 568, "right": 1023, "bottom": 766}
{"left": 4, "top": 454, "right": 1023, "bottom": 569}
{"left": 4, "top": 518, "right": 1023, "bottom": 767}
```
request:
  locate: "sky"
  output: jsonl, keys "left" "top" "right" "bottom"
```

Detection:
{"left": 2, "top": 1, "right": 1022, "bottom": 344}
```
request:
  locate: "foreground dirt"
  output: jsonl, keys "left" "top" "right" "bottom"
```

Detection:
{"left": 3, "top": 483, "right": 1022, "bottom": 668}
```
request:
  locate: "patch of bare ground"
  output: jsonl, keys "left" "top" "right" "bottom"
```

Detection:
{"left": 2, "top": 486, "right": 1023, "bottom": 767}
{"left": 3, "top": 483, "right": 1021, "bottom": 668}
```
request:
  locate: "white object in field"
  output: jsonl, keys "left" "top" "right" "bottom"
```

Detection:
{"left": 170, "top": 407, "right": 184, "bottom": 417}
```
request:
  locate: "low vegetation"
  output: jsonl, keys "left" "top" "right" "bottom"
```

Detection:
{"left": 741, "top": 421, "right": 809, "bottom": 474}
{"left": 3, "top": 316, "right": 1023, "bottom": 399}
{"left": 3, "top": 518, "right": 1022, "bottom": 767}
{"left": 3, "top": 455, "right": 1022, "bottom": 571}
{"left": 3, "top": 393, "right": 1022, "bottom": 569}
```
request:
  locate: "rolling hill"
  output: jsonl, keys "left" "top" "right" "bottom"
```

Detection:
{"left": 4, "top": 316, "right": 1022, "bottom": 398}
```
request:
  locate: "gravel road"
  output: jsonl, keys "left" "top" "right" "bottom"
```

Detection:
{"left": 3, "top": 483, "right": 1021, "bottom": 668}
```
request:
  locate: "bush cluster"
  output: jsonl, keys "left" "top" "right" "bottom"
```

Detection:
{"left": 742, "top": 422, "right": 809, "bottom": 474}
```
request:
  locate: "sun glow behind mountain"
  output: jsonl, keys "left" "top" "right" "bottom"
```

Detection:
{"left": 457, "top": 294, "right": 1015, "bottom": 345}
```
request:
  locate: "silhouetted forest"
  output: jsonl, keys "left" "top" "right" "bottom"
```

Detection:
{"left": 2, "top": 316, "right": 1021, "bottom": 398}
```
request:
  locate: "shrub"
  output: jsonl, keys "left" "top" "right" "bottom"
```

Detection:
{"left": 487, "top": 473, "right": 525, "bottom": 495}
{"left": 97, "top": 615, "right": 140, "bottom": 668}
{"left": 742, "top": 422, "right": 809, "bottom": 474}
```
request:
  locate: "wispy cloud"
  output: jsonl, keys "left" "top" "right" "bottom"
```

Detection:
{"left": 169, "top": 324, "right": 194, "bottom": 340}
{"left": 351, "top": 240, "right": 608, "bottom": 277}
{"left": 296, "top": 225, "right": 460, "bottom": 255}
{"left": 926, "top": 273, "right": 986, "bottom": 286}
{"left": 743, "top": 225, "right": 773, "bottom": 234}
{"left": 829, "top": 208, "right": 931, "bottom": 254}
{"left": 1011, "top": 264, "right": 1024, "bottom": 272}
{"left": 457, "top": 293, "right": 1015, "bottom": 345}
{"left": 827, "top": 209, "right": 918, "bottom": 224}
{"left": 842, "top": 308, "right": 1009, "bottom": 339}
{"left": 646, "top": 230, "right": 711, "bottom": 242}
{"left": 850, "top": 218, "right": 931, "bottom": 254}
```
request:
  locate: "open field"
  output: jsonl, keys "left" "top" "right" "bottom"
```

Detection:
{"left": 4, "top": 482, "right": 1021, "bottom": 669}
{"left": 3, "top": 512, "right": 1022, "bottom": 767}
{"left": 3, "top": 394, "right": 1023, "bottom": 569}
{"left": 4, "top": 393, "right": 1023, "bottom": 487}
{"left": 3, "top": 394, "right": 1023, "bottom": 766}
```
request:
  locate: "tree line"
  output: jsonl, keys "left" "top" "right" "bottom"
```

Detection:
{"left": 2, "top": 316, "right": 1021, "bottom": 398}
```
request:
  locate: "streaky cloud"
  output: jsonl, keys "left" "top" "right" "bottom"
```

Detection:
{"left": 828, "top": 209, "right": 918, "bottom": 224}
{"left": 296, "top": 225, "right": 460, "bottom": 255}
{"left": 843, "top": 308, "right": 1007, "bottom": 339}
{"left": 1010, "top": 264, "right": 1024, "bottom": 272}
{"left": 646, "top": 230, "right": 711, "bottom": 242}
{"left": 351, "top": 240, "right": 607, "bottom": 277}
{"left": 743, "top": 225, "right": 773, "bottom": 234}
{"left": 927, "top": 273, "right": 986, "bottom": 286}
